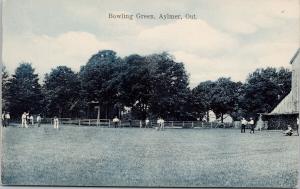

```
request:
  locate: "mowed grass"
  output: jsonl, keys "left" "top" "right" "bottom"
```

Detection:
{"left": 1, "top": 125, "right": 299, "bottom": 187}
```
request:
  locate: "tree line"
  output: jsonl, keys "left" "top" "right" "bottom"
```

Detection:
{"left": 2, "top": 50, "right": 291, "bottom": 122}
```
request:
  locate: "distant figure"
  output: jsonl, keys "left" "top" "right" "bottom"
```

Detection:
{"left": 296, "top": 117, "right": 299, "bottom": 136}
{"left": 249, "top": 117, "right": 255, "bottom": 134}
{"left": 26, "top": 112, "right": 30, "bottom": 126}
{"left": 129, "top": 118, "right": 132, "bottom": 127}
{"left": 284, "top": 125, "right": 293, "bottom": 136}
{"left": 53, "top": 116, "right": 59, "bottom": 129}
{"left": 145, "top": 118, "right": 150, "bottom": 128}
{"left": 256, "top": 114, "right": 263, "bottom": 131}
{"left": 36, "top": 114, "right": 42, "bottom": 127}
{"left": 241, "top": 118, "right": 247, "bottom": 133}
{"left": 157, "top": 117, "right": 165, "bottom": 131}
{"left": 30, "top": 115, "right": 34, "bottom": 125}
{"left": 112, "top": 116, "right": 120, "bottom": 128}
{"left": 5, "top": 112, "right": 10, "bottom": 126}
{"left": 21, "top": 112, "right": 28, "bottom": 128}
{"left": 2, "top": 111, "right": 6, "bottom": 127}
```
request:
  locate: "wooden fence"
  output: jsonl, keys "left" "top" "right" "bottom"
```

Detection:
{"left": 39, "top": 118, "right": 234, "bottom": 128}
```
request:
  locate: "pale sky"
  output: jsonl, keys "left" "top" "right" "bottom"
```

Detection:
{"left": 2, "top": 0, "right": 300, "bottom": 87}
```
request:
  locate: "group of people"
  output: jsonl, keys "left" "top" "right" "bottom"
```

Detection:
{"left": 21, "top": 112, "right": 42, "bottom": 128}
{"left": 1, "top": 111, "right": 10, "bottom": 127}
{"left": 240, "top": 117, "right": 255, "bottom": 133}
{"left": 112, "top": 116, "right": 164, "bottom": 130}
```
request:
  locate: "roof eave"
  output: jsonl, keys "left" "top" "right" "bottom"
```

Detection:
{"left": 290, "top": 48, "right": 300, "bottom": 65}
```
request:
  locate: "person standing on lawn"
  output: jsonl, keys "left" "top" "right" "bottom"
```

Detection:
{"left": 5, "top": 112, "right": 10, "bottom": 126}
{"left": 249, "top": 117, "right": 255, "bottom": 134}
{"left": 112, "top": 116, "right": 120, "bottom": 128}
{"left": 30, "top": 115, "right": 34, "bottom": 125}
{"left": 2, "top": 111, "right": 6, "bottom": 127}
{"left": 21, "top": 112, "right": 28, "bottom": 128}
{"left": 53, "top": 116, "right": 59, "bottom": 129}
{"left": 37, "top": 114, "right": 42, "bottom": 127}
{"left": 157, "top": 117, "right": 165, "bottom": 131}
{"left": 296, "top": 117, "right": 299, "bottom": 136}
{"left": 145, "top": 118, "right": 150, "bottom": 128}
{"left": 241, "top": 117, "right": 247, "bottom": 133}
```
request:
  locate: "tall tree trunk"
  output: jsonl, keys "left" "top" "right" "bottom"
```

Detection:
{"left": 206, "top": 111, "right": 210, "bottom": 122}
{"left": 59, "top": 107, "right": 63, "bottom": 118}
{"left": 221, "top": 113, "right": 224, "bottom": 123}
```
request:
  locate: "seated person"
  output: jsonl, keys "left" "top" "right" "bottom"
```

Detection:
{"left": 283, "top": 125, "right": 293, "bottom": 136}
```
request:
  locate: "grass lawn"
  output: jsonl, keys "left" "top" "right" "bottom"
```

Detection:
{"left": 1, "top": 125, "right": 299, "bottom": 187}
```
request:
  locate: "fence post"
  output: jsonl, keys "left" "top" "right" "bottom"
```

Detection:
{"left": 79, "top": 119, "right": 81, "bottom": 126}
{"left": 89, "top": 119, "right": 91, "bottom": 126}
{"left": 108, "top": 120, "right": 110, "bottom": 128}
{"left": 192, "top": 122, "right": 194, "bottom": 128}
{"left": 172, "top": 121, "right": 174, "bottom": 127}
{"left": 211, "top": 122, "right": 212, "bottom": 128}
{"left": 183, "top": 121, "right": 184, "bottom": 128}
{"left": 140, "top": 121, "right": 142, "bottom": 128}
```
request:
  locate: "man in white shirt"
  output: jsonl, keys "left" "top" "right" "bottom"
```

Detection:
{"left": 157, "top": 117, "right": 165, "bottom": 131}
{"left": 296, "top": 117, "right": 299, "bottom": 136}
{"left": 53, "top": 116, "right": 59, "bottom": 129}
{"left": 241, "top": 118, "right": 247, "bottom": 133}
{"left": 112, "top": 116, "right": 120, "bottom": 128}
{"left": 21, "top": 112, "right": 28, "bottom": 128}
{"left": 37, "top": 114, "right": 42, "bottom": 127}
{"left": 30, "top": 115, "right": 34, "bottom": 125}
{"left": 249, "top": 117, "right": 255, "bottom": 134}
{"left": 5, "top": 112, "right": 10, "bottom": 126}
{"left": 145, "top": 118, "right": 150, "bottom": 128}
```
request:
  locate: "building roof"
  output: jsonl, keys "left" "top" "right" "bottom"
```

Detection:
{"left": 269, "top": 48, "right": 299, "bottom": 115}
{"left": 262, "top": 112, "right": 299, "bottom": 116}
{"left": 290, "top": 48, "right": 300, "bottom": 64}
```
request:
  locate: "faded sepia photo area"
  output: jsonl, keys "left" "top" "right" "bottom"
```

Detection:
{"left": 1, "top": 0, "right": 299, "bottom": 187}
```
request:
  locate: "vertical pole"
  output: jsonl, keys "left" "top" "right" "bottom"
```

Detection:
{"left": 108, "top": 120, "right": 110, "bottom": 128}
{"left": 97, "top": 105, "right": 100, "bottom": 127}
{"left": 183, "top": 121, "right": 184, "bottom": 128}
{"left": 172, "top": 121, "right": 174, "bottom": 127}
{"left": 211, "top": 122, "right": 212, "bottom": 128}
{"left": 79, "top": 119, "right": 81, "bottom": 126}
{"left": 89, "top": 119, "right": 91, "bottom": 126}
{"left": 192, "top": 122, "right": 194, "bottom": 128}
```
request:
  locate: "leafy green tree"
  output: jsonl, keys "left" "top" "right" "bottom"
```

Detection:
{"left": 191, "top": 80, "right": 216, "bottom": 121}
{"left": 43, "top": 66, "right": 80, "bottom": 117}
{"left": 146, "top": 53, "right": 190, "bottom": 120}
{"left": 79, "top": 50, "right": 123, "bottom": 119}
{"left": 239, "top": 67, "right": 291, "bottom": 118}
{"left": 6, "top": 63, "right": 43, "bottom": 118}
{"left": 2, "top": 65, "right": 10, "bottom": 111}
{"left": 119, "top": 54, "right": 152, "bottom": 119}
{"left": 210, "top": 78, "right": 241, "bottom": 122}
{"left": 118, "top": 52, "right": 191, "bottom": 120}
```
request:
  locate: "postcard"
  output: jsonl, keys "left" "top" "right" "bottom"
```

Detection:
{"left": 1, "top": 0, "right": 299, "bottom": 188}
